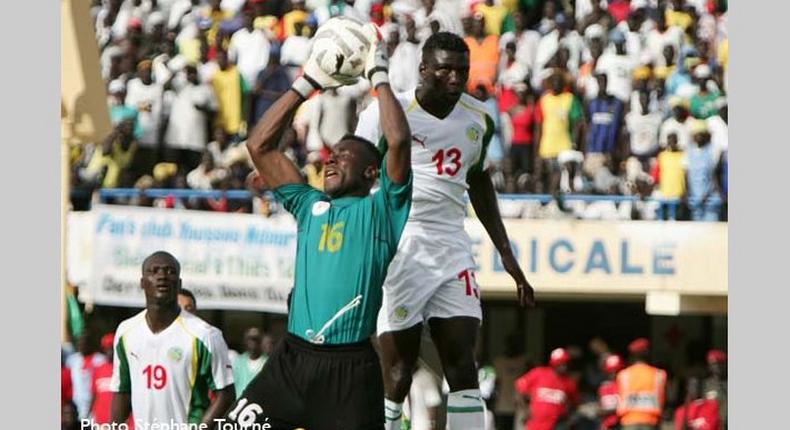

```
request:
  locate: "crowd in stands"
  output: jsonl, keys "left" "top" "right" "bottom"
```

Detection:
{"left": 70, "top": 0, "right": 729, "bottom": 221}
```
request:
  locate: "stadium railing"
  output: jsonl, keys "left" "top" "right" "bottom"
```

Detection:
{"left": 80, "top": 188, "right": 684, "bottom": 220}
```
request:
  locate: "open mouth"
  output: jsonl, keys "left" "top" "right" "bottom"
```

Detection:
{"left": 325, "top": 169, "right": 339, "bottom": 179}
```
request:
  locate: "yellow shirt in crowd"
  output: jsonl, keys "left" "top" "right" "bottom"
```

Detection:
{"left": 211, "top": 66, "right": 247, "bottom": 135}
{"left": 474, "top": 3, "right": 509, "bottom": 35}
{"left": 658, "top": 150, "right": 686, "bottom": 198}
{"left": 537, "top": 92, "right": 582, "bottom": 159}
{"left": 665, "top": 9, "right": 693, "bottom": 31}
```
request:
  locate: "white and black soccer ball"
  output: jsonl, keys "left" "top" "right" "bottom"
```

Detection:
{"left": 310, "top": 17, "right": 373, "bottom": 82}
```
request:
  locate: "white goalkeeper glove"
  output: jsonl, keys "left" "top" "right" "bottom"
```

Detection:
{"left": 362, "top": 23, "right": 389, "bottom": 89}
{"left": 291, "top": 49, "right": 358, "bottom": 99}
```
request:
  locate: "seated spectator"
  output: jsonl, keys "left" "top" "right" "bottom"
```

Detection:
{"left": 187, "top": 151, "right": 228, "bottom": 190}
{"left": 82, "top": 120, "right": 138, "bottom": 189}
{"left": 535, "top": 72, "right": 583, "bottom": 194}
{"left": 686, "top": 120, "right": 722, "bottom": 221}
{"left": 465, "top": 13, "right": 500, "bottom": 94}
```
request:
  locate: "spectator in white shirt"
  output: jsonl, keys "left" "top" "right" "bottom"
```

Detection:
{"left": 388, "top": 19, "right": 421, "bottom": 93}
{"left": 280, "top": 21, "right": 312, "bottom": 71}
{"left": 126, "top": 60, "right": 166, "bottom": 173}
{"left": 228, "top": 8, "right": 270, "bottom": 87}
{"left": 164, "top": 65, "right": 218, "bottom": 171}
{"left": 659, "top": 96, "right": 693, "bottom": 150}
{"left": 187, "top": 151, "right": 228, "bottom": 190}
{"left": 596, "top": 29, "right": 636, "bottom": 102}
{"left": 626, "top": 91, "right": 664, "bottom": 166}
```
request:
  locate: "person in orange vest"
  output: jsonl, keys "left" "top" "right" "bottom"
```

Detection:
{"left": 673, "top": 377, "right": 721, "bottom": 430}
{"left": 463, "top": 13, "right": 499, "bottom": 95}
{"left": 598, "top": 354, "right": 624, "bottom": 430}
{"left": 616, "top": 338, "right": 667, "bottom": 430}
{"left": 514, "top": 347, "right": 579, "bottom": 430}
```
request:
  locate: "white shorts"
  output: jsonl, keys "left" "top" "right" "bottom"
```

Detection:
{"left": 377, "top": 226, "right": 482, "bottom": 335}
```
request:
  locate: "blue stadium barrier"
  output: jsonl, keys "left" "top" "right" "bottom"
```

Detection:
{"left": 84, "top": 189, "right": 682, "bottom": 220}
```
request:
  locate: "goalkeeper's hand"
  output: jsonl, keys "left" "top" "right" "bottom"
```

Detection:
{"left": 291, "top": 49, "right": 358, "bottom": 98}
{"left": 362, "top": 23, "right": 389, "bottom": 88}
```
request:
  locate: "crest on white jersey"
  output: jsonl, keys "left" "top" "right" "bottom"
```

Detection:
{"left": 312, "top": 201, "right": 331, "bottom": 216}
{"left": 466, "top": 125, "right": 482, "bottom": 143}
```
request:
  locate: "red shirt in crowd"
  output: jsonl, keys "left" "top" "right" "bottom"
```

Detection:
{"left": 598, "top": 380, "right": 619, "bottom": 429}
{"left": 91, "top": 362, "right": 135, "bottom": 428}
{"left": 61, "top": 366, "right": 73, "bottom": 405}
{"left": 515, "top": 366, "right": 579, "bottom": 430}
{"left": 674, "top": 399, "right": 721, "bottom": 430}
{"left": 498, "top": 87, "right": 519, "bottom": 113}
{"left": 509, "top": 104, "right": 536, "bottom": 146}
{"left": 91, "top": 362, "right": 114, "bottom": 424}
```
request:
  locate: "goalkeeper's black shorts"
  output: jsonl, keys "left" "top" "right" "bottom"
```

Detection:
{"left": 223, "top": 332, "right": 384, "bottom": 430}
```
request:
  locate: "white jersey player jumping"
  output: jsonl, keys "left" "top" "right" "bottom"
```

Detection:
{"left": 355, "top": 32, "right": 535, "bottom": 430}
{"left": 110, "top": 251, "right": 236, "bottom": 428}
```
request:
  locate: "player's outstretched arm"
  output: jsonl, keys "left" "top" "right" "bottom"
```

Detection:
{"left": 200, "top": 385, "right": 235, "bottom": 428}
{"left": 362, "top": 23, "right": 411, "bottom": 184}
{"left": 245, "top": 90, "right": 306, "bottom": 190}
{"left": 468, "top": 168, "right": 535, "bottom": 307}
{"left": 110, "top": 392, "right": 132, "bottom": 425}
{"left": 376, "top": 83, "right": 411, "bottom": 184}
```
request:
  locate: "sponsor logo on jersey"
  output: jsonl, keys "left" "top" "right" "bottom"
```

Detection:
{"left": 393, "top": 306, "right": 409, "bottom": 321}
{"left": 311, "top": 201, "right": 331, "bottom": 216}
{"left": 411, "top": 134, "right": 428, "bottom": 148}
{"left": 466, "top": 125, "right": 482, "bottom": 143}
{"left": 167, "top": 346, "right": 184, "bottom": 363}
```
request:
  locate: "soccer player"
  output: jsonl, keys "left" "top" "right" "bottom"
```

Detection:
{"left": 222, "top": 26, "right": 413, "bottom": 430}
{"left": 354, "top": 31, "right": 535, "bottom": 429}
{"left": 110, "top": 251, "right": 235, "bottom": 429}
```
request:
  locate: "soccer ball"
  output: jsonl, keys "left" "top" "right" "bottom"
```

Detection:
{"left": 310, "top": 17, "right": 373, "bottom": 83}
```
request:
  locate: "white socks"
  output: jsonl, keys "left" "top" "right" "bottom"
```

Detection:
{"left": 384, "top": 398, "right": 403, "bottom": 430}
{"left": 447, "top": 389, "right": 485, "bottom": 430}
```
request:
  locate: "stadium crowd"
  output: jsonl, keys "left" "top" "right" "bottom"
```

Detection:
{"left": 69, "top": 0, "right": 728, "bottom": 221}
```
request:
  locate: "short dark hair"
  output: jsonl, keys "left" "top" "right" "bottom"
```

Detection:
{"left": 142, "top": 251, "right": 180, "bottom": 274}
{"left": 178, "top": 288, "right": 196, "bottom": 307}
{"left": 422, "top": 32, "right": 469, "bottom": 57}
{"left": 339, "top": 134, "right": 382, "bottom": 167}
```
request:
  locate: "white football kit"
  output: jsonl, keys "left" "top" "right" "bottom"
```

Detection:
{"left": 355, "top": 89, "right": 494, "bottom": 334}
{"left": 110, "top": 309, "right": 234, "bottom": 426}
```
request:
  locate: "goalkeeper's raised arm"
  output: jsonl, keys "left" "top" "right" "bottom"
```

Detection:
{"left": 363, "top": 23, "right": 411, "bottom": 186}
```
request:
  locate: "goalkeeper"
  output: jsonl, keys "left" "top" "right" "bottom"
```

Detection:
{"left": 221, "top": 25, "right": 412, "bottom": 430}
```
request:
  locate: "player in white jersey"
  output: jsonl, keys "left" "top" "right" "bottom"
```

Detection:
{"left": 110, "top": 251, "right": 235, "bottom": 428}
{"left": 355, "top": 32, "right": 535, "bottom": 430}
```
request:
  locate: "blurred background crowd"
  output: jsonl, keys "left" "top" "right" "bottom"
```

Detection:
{"left": 62, "top": 315, "right": 728, "bottom": 430}
{"left": 69, "top": 0, "right": 729, "bottom": 222}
